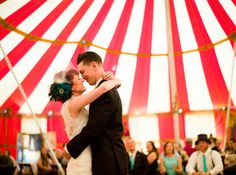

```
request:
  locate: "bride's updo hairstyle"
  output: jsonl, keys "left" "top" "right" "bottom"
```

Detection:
{"left": 48, "top": 69, "right": 79, "bottom": 103}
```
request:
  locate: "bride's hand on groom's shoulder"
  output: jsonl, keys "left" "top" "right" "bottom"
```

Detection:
{"left": 103, "top": 71, "right": 114, "bottom": 80}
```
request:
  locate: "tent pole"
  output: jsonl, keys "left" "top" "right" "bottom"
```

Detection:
{"left": 165, "top": 0, "right": 180, "bottom": 141}
{"left": 223, "top": 33, "right": 236, "bottom": 151}
{"left": 0, "top": 41, "right": 65, "bottom": 175}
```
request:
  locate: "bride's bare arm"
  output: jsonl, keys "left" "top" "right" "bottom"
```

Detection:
{"left": 68, "top": 78, "right": 121, "bottom": 116}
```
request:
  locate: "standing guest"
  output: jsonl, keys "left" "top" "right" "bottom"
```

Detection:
{"left": 126, "top": 138, "right": 148, "bottom": 175}
{"left": 159, "top": 141, "right": 183, "bottom": 175}
{"left": 146, "top": 141, "right": 159, "bottom": 175}
{"left": 186, "top": 134, "right": 223, "bottom": 175}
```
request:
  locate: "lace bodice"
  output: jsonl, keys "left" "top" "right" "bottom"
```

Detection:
{"left": 61, "top": 100, "right": 89, "bottom": 140}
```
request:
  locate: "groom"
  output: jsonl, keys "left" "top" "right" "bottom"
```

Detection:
{"left": 66, "top": 51, "right": 128, "bottom": 175}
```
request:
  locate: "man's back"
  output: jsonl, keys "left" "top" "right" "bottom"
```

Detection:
{"left": 89, "top": 84, "right": 128, "bottom": 175}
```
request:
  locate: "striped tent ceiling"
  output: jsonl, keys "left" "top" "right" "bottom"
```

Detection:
{"left": 0, "top": 0, "right": 235, "bottom": 116}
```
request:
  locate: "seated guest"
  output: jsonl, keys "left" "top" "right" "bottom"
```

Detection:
{"left": 186, "top": 134, "right": 223, "bottom": 175}
{"left": 146, "top": 141, "right": 159, "bottom": 175}
{"left": 159, "top": 141, "right": 183, "bottom": 175}
{"left": 224, "top": 154, "right": 236, "bottom": 175}
{"left": 4, "top": 150, "right": 18, "bottom": 175}
{"left": 126, "top": 138, "right": 148, "bottom": 175}
{"left": 0, "top": 154, "right": 16, "bottom": 175}
{"left": 37, "top": 147, "right": 57, "bottom": 175}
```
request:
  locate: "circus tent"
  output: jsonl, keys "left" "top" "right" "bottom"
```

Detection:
{"left": 0, "top": 0, "right": 235, "bottom": 157}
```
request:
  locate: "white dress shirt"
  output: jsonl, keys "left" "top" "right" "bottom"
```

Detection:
{"left": 186, "top": 148, "right": 223, "bottom": 175}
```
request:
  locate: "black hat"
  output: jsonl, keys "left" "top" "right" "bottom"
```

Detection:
{"left": 195, "top": 134, "right": 210, "bottom": 144}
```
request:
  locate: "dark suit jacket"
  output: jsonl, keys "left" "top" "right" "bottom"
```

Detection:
{"left": 67, "top": 80, "right": 128, "bottom": 175}
{"left": 128, "top": 151, "right": 148, "bottom": 175}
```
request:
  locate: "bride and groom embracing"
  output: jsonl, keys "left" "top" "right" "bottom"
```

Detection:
{"left": 49, "top": 51, "right": 128, "bottom": 175}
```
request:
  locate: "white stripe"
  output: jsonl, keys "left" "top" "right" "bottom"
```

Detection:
{"left": 68, "top": 0, "right": 103, "bottom": 41}
{"left": 121, "top": 0, "right": 146, "bottom": 53}
{"left": 148, "top": 57, "right": 170, "bottom": 113}
{"left": 174, "top": 0, "right": 213, "bottom": 110}
{"left": 183, "top": 53, "right": 213, "bottom": 110}
{"left": 116, "top": 55, "right": 137, "bottom": 114}
{"left": 173, "top": 0, "right": 198, "bottom": 52}
{"left": 214, "top": 42, "right": 236, "bottom": 105}
{"left": 91, "top": 0, "right": 126, "bottom": 50}
{"left": 185, "top": 112, "right": 216, "bottom": 138}
{"left": 116, "top": 0, "right": 146, "bottom": 114}
{"left": 129, "top": 115, "right": 159, "bottom": 143}
{"left": 219, "top": 0, "right": 236, "bottom": 25}
{"left": 195, "top": 0, "right": 227, "bottom": 42}
{"left": 0, "top": 0, "right": 61, "bottom": 61}
{"left": 0, "top": 1, "right": 84, "bottom": 108}
{"left": 148, "top": 0, "right": 170, "bottom": 113}
{"left": 0, "top": 0, "right": 29, "bottom": 18}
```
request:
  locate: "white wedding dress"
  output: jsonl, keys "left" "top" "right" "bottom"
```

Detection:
{"left": 61, "top": 100, "right": 92, "bottom": 175}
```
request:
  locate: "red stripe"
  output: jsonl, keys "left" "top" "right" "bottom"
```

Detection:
{"left": 0, "top": 0, "right": 73, "bottom": 80}
{"left": 208, "top": 0, "right": 236, "bottom": 48}
{"left": 103, "top": 0, "right": 134, "bottom": 73}
{"left": 0, "top": 0, "right": 6, "bottom": 4}
{"left": 186, "top": 0, "right": 233, "bottom": 107}
{"left": 2, "top": 0, "right": 93, "bottom": 113}
{"left": 233, "top": 0, "right": 236, "bottom": 6}
{"left": 208, "top": 0, "right": 236, "bottom": 35}
{"left": 214, "top": 111, "right": 226, "bottom": 140}
{"left": 128, "top": 0, "right": 153, "bottom": 114}
{"left": 43, "top": 0, "right": 114, "bottom": 114}
{"left": 158, "top": 114, "right": 174, "bottom": 140}
{"left": 169, "top": 0, "right": 190, "bottom": 112}
{"left": 0, "top": 0, "right": 46, "bottom": 39}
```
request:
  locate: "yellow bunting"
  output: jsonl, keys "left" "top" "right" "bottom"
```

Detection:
{"left": 0, "top": 17, "right": 232, "bottom": 58}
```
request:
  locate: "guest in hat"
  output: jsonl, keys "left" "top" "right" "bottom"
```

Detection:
{"left": 186, "top": 134, "right": 223, "bottom": 175}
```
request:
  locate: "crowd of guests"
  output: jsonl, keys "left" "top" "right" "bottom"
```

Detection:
{"left": 124, "top": 134, "right": 236, "bottom": 175}
{"left": 0, "top": 134, "right": 235, "bottom": 175}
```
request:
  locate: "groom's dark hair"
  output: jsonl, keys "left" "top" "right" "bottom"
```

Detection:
{"left": 77, "top": 51, "right": 102, "bottom": 65}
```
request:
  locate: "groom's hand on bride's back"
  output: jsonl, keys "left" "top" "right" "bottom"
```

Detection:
{"left": 63, "top": 148, "right": 71, "bottom": 160}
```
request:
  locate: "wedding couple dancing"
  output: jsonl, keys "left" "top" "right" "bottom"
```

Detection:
{"left": 49, "top": 51, "right": 128, "bottom": 175}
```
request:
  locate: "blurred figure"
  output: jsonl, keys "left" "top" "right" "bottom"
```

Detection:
{"left": 174, "top": 142, "right": 189, "bottom": 173}
{"left": 4, "top": 150, "right": 18, "bottom": 175}
{"left": 212, "top": 139, "right": 222, "bottom": 154}
{"left": 224, "top": 154, "right": 236, "bottom": 175}
{"left": 225, "top": 138, "right": 236, "bottom": 155}
{"left": 184, "top": 138, "right": 196, "bottom": 157}
{"left": 186, "top": 134, "right": 223, "bottom": 175}
{"left": 159, "top": 141, "right": 183, "bottom": 175}
{"left": 0, "top": 154, "right": 16, "bottom": 175}
{"left": 146, "top": 141, "right": 159, "bottom": 175}
{"left": 126, "top": 138, "right": 148, "bottom": 175}
{"left": 37, "top": 147, "right": 57, "bottom": 175}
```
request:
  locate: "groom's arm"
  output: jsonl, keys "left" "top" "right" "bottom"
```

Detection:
{"left": 66, "top": 89, "right": 117, "bottom": 159}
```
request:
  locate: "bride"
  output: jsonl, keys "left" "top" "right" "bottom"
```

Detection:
{"left": 48, "top": 69, "right": 120, "bottom": 175}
